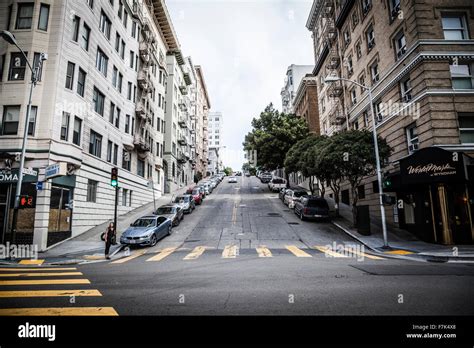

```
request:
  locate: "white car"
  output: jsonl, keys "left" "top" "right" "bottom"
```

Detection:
{"left": 228, "top": 176, "right": 238, "bottom": 183}
{"left": 284, "top": 189, "right": 309, "bottom": 209}
{"left": 268, "top": 178, "right": 287, "bottom": 192}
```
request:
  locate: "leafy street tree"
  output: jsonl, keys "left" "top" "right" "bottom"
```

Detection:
{"left": 223, "top": 167, "right": 233, "bottom": 176}
{"left": 243, "top": 104, "right": 309, "bottom": 185}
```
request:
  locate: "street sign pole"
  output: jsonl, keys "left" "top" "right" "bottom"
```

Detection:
{"left": 114, "top": 185, "right": 118, "bottom": 235}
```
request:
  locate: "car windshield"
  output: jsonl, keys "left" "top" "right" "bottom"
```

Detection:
{"left": 192, "top": 190, "right": 200, "bottom": 195}
{"left": 272, "top": 179, "right": 284, "bottom": 183}
{"left": 307, "top": 199, "right": 328, "bottom": 208}
{"left": 132, "top": 218, "right": 155, "bottom": 227}
{"left": 294, "top": 191, "right": 307, "bottom": 197}
{"left": 174, "top": 197, "right": 189, "bottom": 203}
{"left": 156, "top": 207, "right": 174, "bottom": 214}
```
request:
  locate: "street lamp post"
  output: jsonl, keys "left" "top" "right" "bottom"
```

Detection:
{"left": 1, "top": 30, "right": 46, "bottom": 244}
{"left": 324, "top": 76, "right": 389, "bottom": 248}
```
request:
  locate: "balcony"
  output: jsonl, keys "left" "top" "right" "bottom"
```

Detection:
{"left": 133, "top": 136, "right": 150, "bottom": 152}
{"left": 328, "top": 81, "right": 343, "bottom": 98}
{"left": 178, "top": 102, "right": 187, "bottom": 112}
{"left": 189, "top": 128, "right": 196, "bottom": 134}
{"left": 179, "top": 85, "right": 188, "bottom": 95}
{"left": 135, "top": 101, "right": 146, "bottom": 119}
{"left": 138, "top": 70, "right": 151, "bottom": 91}
{"left": 139, "top": 42, "right": 152, "bottom": 62}
{"left": 178, "top": 154, "right": 187, "bottom": 164}
{"left": 178, "top": 117, "right": 188, "bottom": 128}
{"left": 131, "top": 1, "right": 144, "bottom": 24}
{"left": 178, "top": 136, "right": 187, "bottom": 146}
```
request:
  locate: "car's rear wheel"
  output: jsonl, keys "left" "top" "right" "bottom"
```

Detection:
{"left": 299, "top": 210, "right": 305, "bottom": 221}
{"left": 150, "top": 234, "right": 157, "bottom": 247}
{"left": 167, "top": 225, "right": 172, "bottom": 235}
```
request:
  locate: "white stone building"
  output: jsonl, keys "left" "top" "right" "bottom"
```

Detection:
{"left": 207, "top": 111, "right": 222, "bottom": 174}
{"left": 280, "top": 64, "right": 314, "bottom": 114}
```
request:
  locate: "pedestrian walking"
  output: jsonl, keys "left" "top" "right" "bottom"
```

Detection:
{"left": 104, "top": 222, "right": 116, "bottom": 259}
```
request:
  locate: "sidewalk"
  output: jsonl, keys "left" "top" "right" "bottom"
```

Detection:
{"left": 0, "top": 185, "right": 190, "bottom": 266}
{"left": 331, "top": 203, "right": 474, "bottom": 262}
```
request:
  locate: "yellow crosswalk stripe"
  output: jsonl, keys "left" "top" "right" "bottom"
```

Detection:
{"left": 18, "top": 260, "right": 44, "bottom": 265}
{"left": 222, "top": 245, "right": 238, "bottom": 258}
{"left": 286, "top": 245, "right": 312, "bottom": 257}
{"left": 342, "top": 247, "right": 385, "bottom": 260}
{"left": 111, "top": 249, "right": 147, "bottom": 264}
{"left": 314, "top": 246, "right": 348, "bottom": 258}
{"left": 0, "top": 268, "right": 77, "bottom": 272}
{"left": 256, "top": 246, "right": 272, "bottom": 257}
{"left": 0, "top": 307, "right": 118, "bottom": 316}
{"left": 0, "top": 272, "right": 83, "bottom": 277}
{"left": 0, "top": 279, "right": 91, "bottom": 286}
{"left": 183, "top": 246, "right": 207, "bottom": 260}
{"left": 146, "top": 247, "right": 177, "bottom": 262}
{"left": 0, "top": 289, "right": 102, "bottom": 298}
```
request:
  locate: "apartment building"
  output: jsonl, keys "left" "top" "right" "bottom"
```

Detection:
{"left": 306, "top": 0, "right": 474, "bottom": 244}
{"left": 194, "top": 65, "right": 211, "bottom": 179}
{"left": 293, "top": 74, "right": 321, "bottom": 134}
{"left": 0, "top": 0, "right": 187, "bottom": 250}
{"left": 281, "top": 64, "right": 314, "bottom": 114}
{"left": 207, "top": 111, "right": 223, "bottom": 175}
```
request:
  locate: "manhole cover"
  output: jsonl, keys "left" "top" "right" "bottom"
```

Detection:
{"left": 267, "top": 213, "right": 281, "bottom": 217}
{"left": 288, "top": 222, "right": 300, "bottom": 225}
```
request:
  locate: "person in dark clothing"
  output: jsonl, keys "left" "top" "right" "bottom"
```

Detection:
{"left": 104, "top": 222, "right": 116, "bottom": 259}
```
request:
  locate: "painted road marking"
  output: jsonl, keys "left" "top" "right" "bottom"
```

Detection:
{"left": 0, "top": 268, "right": 77, "bottom": 272}
{"left": 342, "top": 247, "right": 385, "bottom": 260}
{"left": 256, "top": 246, "right": 272, "bottom": 257}
{"left": 0, "top": 289, "right": 102, "bottom": 298}
{"left": 286, "top": 245, "right": 312, "bottom": 258}
{"left": 222, "top": 245, "right": 239, "bottom": 258}
{"left": 146, "top": 247, "right": 177, "bottom": 262}
{"left": 314, "top": 246, "right": 348, "bottom": 258}
{"left": 18, "top": 260, "right": 44, "bottom": 265}
{"left": 0, "top": 307, "right": 118, "bottom": 316}
{"left": 111, "top": 249, "right": 147, "bottom": 264}
{"left": 0, "top": 272, "right": 83, "bottom": 277}
{"left": 83, "top": 255, "right": 106, "bottom": 260}
{"left": 384, "top": 249, "right": 414, "bottom": 255}
{"left": 183, "top": 246, "right": 207, "bottom": 260}
{"left": 0, "top": 279, "right": 91, "bottom": 286}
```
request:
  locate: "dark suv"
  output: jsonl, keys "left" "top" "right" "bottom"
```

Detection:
{"left": 294, "top": 196, "right": 330, "bottom": 221}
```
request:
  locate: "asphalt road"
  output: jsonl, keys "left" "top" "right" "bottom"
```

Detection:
{"left": 1, "top": 176, "right": 474, "bottom": 315}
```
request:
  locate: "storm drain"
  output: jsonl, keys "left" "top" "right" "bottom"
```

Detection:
{"left": 288, "top": 222, "right": 300, "bottom": 225}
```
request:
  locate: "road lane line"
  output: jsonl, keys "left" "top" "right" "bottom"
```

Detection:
{"left": 256, "top": 246, "right": 272, "bottom": 257}
{"left": 342, "top": 247, "right": 385, "bottom": 260}
{"left": 0, "top": 272, "right": 83, "bottom": 277}
{"left": 111, "top": 249, "right": 147, "bottom": 264}
{"left": 183, "top": 246, "right": 207, "bottom": 260}
{"left": 286, "top": 245, "right": 312, "bottom": 257}
{"left": 0, "top": 279, "right": 91, "bottom": 286}
{"left": 314, "top": 246, "right": 348, "bottom": 258}
{"left": 0, "top": 268, "right": 77, "bottom": 272}
{"left": 146, "top": 247, "right": 177, "bottom": 262}
{"left": 0, "top": 307, "right": 118, "bottom": 316}
{"left": 384, "top": 249, "right": 414, "bottom": 255}
{"left": 18, "top": 260, "right": 44, "bottom": 265}
{"left": 222, "top": 245, "right": 238, "bottom": 258}
{"left": 0, "top": 289, "right": 102, "bottom": 298}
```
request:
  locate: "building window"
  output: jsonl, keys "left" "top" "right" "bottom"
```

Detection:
{"left": 81, "top": 23, "right": 91, "bottom": 51}
{"left": 355, "top": 41, "right": 362, "bottom": 59}
{"left": 112, "top": 66, "right": 118, "bottom": 87}
{"left": 372, "top": 180, "right": 379, "bottom": 193}
{"left": 1, "top": 106, "right": 20, "bottom": 135}
{"left": 93, "top": 87, "right": 105, "bottom": 116}
{"left": 357, "top": 185, "right": 365, "bottom": 199}
{"left": 86, "top": 0, "right": 94, "bottom": 9}
{"left": 406, "top": 123, "right": 419, "bottom": 153}
{"left": 127, "top": 82, "right": 132, "bottom": 100}
{"left": 65, "top": 61, "right": 75, "bottom": 90}
{"left": 129, "top": 50, "right": 134, "bottom": 68}
{"left": 72, "top": 16, "right": 80, "bottom": 41}
{"left": 118, "top": 73, "right": 123, "bottom": 93}
{"left": 89, "top": 130, "right": 102, "bottom": 157}
{"left": 370, "top": 61, "right": 379, "bottom": 84}
{"left": 0, "top": 54, "right": 5, "bottom": 82}
{"left": 120, "top": 40, "right": 125, "bottom": 60}
{"left": 6, "top": 5, "right": 13, "bottom": 31}
{"left": 458, "top": 113, "right": 474, "bottom": 144}
{"left": 86, "top": 180, "right": 97, "bottom": 203}
{"left": 125, "top": 114, "right": 130, "bottom": 133}
{"left": 122, "top": 188, "right": 128, "bottom": 206}
{"left": 16, "top": 3, "right": 34, "bottom": 29}
{"left": 394, "top": 30, "right": 406, "bottom": 59}
{"left": 38, "top": 3, "right": 50, "bottom": 31}
{"left": 375, "top": 101, "right": 383, "bottom": 122}
{"left": 122, "top": 150, "right": 131, "bottom": 170}
{"left": 123, "top": 9, "right": 128, "bottom": 28}
{"left": 60, "top": 112, "right": 70, "bottom": 140}
{"left": 115, "top": 107, "right": 120, "bottom": 128}
{"left": 115, "top": 33, "right": 120, "bottom": 52}
{"left": 77, "top": 68, "right": 86, "bottom": 97}
{"left": 96, "top": 47, "right": 108, "bottom": 77}
{"left": 28, "top": 106, "right": 37, "bottom": 135}
{"left": 450, "top": 62, "right": 473, "bottom": 89}
{"left": 346, "top": 55, "right": 353, "bottom": 76}
{"left": 131, "top": 117, "right": 135, "bottom": 135}
{"left": 442, "top": 13, "right": 469, "bottom": 40}
{"left": 359, "top": 73, "right": 366, "bottom": 93}
{"left": 400, "top": 78, "right": 412, "bottom": 102}
{"left": 109, "top": 102, "right": 115, "bottom": 124}
{"left": 350, "top": 88, "right": 357, "bottom": 106}
{"left": 366, "top": 25, "right": 375, "bottom": 50}
{"left": 132, "top": 21, "right": 137, "bottom": 38}
{"left": 352, "top": 11, "right": 359, "bottom": 27}
{"left": 118, "top": 0, "right": 123, "bottom": 19}
{"left": 343, "top": 28, "right": 351, "bottom": 47}
{"left": 99, "top": 10, "right": 112, "bottom": 39}
{"left": 107, "top": 140, "right": 113, "bottom": 162}
{"left": 33, "top": 53, "right": 44, "bottom": 81}
{"left": 362, "top": 0, "right": 372, "bottom": 16}
{"left": 73, "top": 116, "right": 82, "bottom": 146}
{"left": 389, "top": 0, "right": 401, "bottom": 20}
{"left": 363, "top": 111, "right": 369, "bottom": 127}
{"left": 9, "top": 52, "right": 28, "bottom": 81}
{"left": 137, "top": 159, "right": 145, "bottom": 177}
{"left": 113, "top": 144, "right": 118, "bottom": 165}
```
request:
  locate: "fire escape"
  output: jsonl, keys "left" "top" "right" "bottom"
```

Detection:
{"left": 322, "top": 0, "right": 345, "bottom": 129}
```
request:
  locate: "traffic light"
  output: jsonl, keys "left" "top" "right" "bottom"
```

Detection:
{"left": 382, "top": 177, "right": 392, "bottom": 190}
{"left": 111, "top": 167, "right": 118, "bottom": 187}
{"left": 19, "top": 195, "right": 34, "bottom": 209}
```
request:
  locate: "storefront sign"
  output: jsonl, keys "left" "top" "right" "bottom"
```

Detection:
{"left": 23, "top": 167, "right": 38, "bottom": 176}
{"left": 0, "top": 169, "right": 38, "bottom": 183}
{"left": 45, "top": 163, "right": 68, "bottom": 180}
{"left": 400, "top": 147, "right": 468, "bottom": 184}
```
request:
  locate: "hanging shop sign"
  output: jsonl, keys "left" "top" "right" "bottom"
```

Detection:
{"left": 45, "top": 162, "right": 68, "bottom": 180}
{"left": 400, "top": 147, "right": 468, "bottom": 185}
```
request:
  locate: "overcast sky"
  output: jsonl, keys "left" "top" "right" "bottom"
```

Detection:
{"left": 167, "top": 0, "right": 314, "bottom": 171}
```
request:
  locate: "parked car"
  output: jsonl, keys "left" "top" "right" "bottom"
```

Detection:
{"left": 294, "top": 196, "right": 330, "bottom": 221}
{"left": 245, "top": 172, "right": 251, "bottom": 177}
{"left": 260, "top": 172, "right": 272, "bottom": 183}
{"left": 235, "top": 171, "right": 242, "bottom": 176}
{"left": 284, "top": 189, "right": 309, "bottom": 209}
{"left": 268, "top": 177, "right": 287, "bottom": 192}
{"left": 200, "top": 182, "right": 212, "bottom": 194}
{"left": 173, "top": 194, "right": 195, "bottom": 213}
{"left": 154, "top": 204, "right": 184, "bottom": 226}
{"left": 191, "top": 188, "right": 203, "bottom": 205}
{"left": 279, "top": 188, "right": 290, "bottom": 201}
{"left": 228, "top": 176, "right": 238, "bottom": 183}
{"left": 196, "top": 186, "right": 206, "bottom": 198}
{"left": 120, "top": 215, "right": 172, "bottom": 247}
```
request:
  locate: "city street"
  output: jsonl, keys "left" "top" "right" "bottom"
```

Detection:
{"left": 1, "top": 176, "right": 473, "bottom": 316}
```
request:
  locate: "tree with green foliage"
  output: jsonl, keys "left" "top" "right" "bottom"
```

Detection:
{"left": 223, "top": 167, "right": 233, "bottom": 176}
{"left": 243, "top": 104, "right": 309, "bottom": 185}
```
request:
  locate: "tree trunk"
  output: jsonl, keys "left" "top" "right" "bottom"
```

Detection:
{"left": 285, "top": 170, "right": 290, "bottom": 188}
{"left": 309, "top": 176, "right": 314, "bottom": 195}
